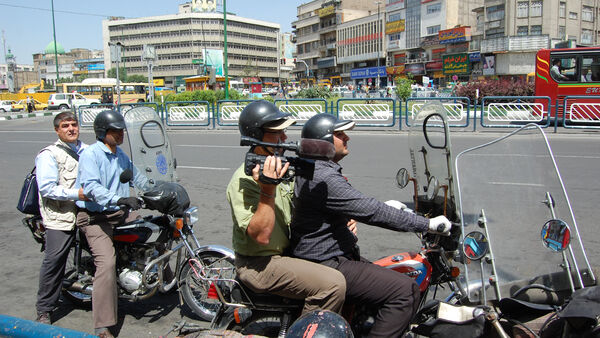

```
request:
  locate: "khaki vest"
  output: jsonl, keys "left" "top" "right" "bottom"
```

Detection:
{"left": 38, "top": 141, "right": 79, "bottom": 231}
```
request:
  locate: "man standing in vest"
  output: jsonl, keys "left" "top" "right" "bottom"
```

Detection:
{"left": 35, "top": 112, "right": 88, "bottom": 324}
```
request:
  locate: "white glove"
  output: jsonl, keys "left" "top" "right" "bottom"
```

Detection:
{"left": 428, "top": 215, "right": 452, "bottom": 236}
{"left": 385, "top": 200, "right": 407, "bottom": 210}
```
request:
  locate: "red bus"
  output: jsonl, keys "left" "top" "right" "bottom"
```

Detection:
{"left": 535, "top": 47, "right": 600, "bottom": 121}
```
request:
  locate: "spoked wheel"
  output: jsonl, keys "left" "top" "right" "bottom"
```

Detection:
{"left": 179, "top": 250, "right": 236, "bottom": 321}
{"left": 62, "top": 245, "right": 95, "bottom": 306}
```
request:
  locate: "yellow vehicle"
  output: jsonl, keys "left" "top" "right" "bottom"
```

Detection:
{"left": 18, "top": 80, "right": 44, "bottom": 94}
{"left": 11, "top": 99, "right": 48, "bottom": 112}
{"left": 61, "top": 79, "right": 147, "bottom": 104}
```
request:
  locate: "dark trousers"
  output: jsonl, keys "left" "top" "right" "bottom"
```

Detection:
{"left": 36, "top": 228, "right": 75, "bottom": 313}
{"left": 322, "top": 256, "right": 421, "bottom": 338}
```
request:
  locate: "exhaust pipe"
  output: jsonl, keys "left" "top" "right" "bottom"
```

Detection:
{"left": 64, "top": 281, "right": 93, "bottom": 295}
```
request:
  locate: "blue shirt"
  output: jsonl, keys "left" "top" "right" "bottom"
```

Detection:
{"left": 75, "top": 140, "right": 149, "bottom": 212}
{"left": 36, "top": 140, "right": 87, "bottom": 201}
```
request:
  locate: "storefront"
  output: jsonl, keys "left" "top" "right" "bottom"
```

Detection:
{"left": 350, "top": 66, "right": 388, "bottom": 88}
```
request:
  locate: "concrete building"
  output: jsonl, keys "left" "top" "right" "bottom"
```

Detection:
{"left": 292, "top": 0, "right": 379, "bottom": 86}
{"left": 476, "top": 0, "right": 600, "bottom": 79}
{"left": 102, "top": 2, "right": 282, "bottom": 88}
{"left": 33, "top": 43, "right": 103, "bottom": 87}
{"left": 0, "top": 60, "right": 36, "bottom": 92}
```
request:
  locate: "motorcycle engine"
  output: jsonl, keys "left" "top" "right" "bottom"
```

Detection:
{"left": 119, "top": 268, "right": 143, "bottom": 292}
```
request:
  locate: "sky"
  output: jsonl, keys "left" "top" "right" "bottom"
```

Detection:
{"left": 0, "top": 0, "right": 303, "bottom": 65}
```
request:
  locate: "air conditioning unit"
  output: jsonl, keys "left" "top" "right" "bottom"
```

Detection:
{"left": 420, "top": 52, "right": 428, "bottom": 59}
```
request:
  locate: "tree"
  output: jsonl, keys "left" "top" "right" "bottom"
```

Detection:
{"left": 127, "top": 74, "right": 148, "bottom": 83}
{"left": 107, "top": 67, "right": 127, "bottom": 82}
{"left": 394, "top": 74, "right": 414, "bottom": 101}
{"left": 241, "top": 58, "right": 259, "bottom": 78}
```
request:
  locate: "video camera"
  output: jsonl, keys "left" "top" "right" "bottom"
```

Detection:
{"left": 241, "top": 136, "right": 335, "bottom": 181}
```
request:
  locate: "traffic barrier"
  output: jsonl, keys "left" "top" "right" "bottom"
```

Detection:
{"left": 562, "top": 95, "right": 600, "bottom": 129}
{"left": 77, "top": 103, "right": 116, "bottom": 127}
{"left": 480, "top": 96, "right": 551, "bottom": 128}
{"left": 274, "top": 98, "right": 327, "bottom": 125}
{"left": 405, "top": 97, "right": 471, "bottom": 128}
{"left": 215, "top": 100, "right": 254, "bottom": 127}
{"left": 335, "top": 98, "right": 397, "bottom": 127}
{"left": 165, "top": 101, "right": 212, "bottom": 127}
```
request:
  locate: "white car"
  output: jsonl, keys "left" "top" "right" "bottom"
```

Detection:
{"left": 47, "top": 93, "right": 100, "bottom": 111}
{"left": 0, "top": 100, "right": 17, "bottom": 113}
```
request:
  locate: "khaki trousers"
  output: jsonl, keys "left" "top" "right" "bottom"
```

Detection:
{"left": 235, "top": 254, "right": 346, "bottom": 314}
{"left": 77, "top": 209, "right": 127, "bottom": 329}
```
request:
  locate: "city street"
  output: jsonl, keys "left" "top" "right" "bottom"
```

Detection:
{"left": 0, "top": 116, "right": 599, "bottom": 337}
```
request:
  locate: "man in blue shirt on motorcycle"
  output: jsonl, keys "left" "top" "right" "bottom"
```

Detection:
{"left": 75, "top": 110, "right": 149, "bottom": 338}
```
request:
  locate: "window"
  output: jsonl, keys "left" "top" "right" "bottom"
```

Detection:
{"left": 581, "top": 29, "right": 593, "bottom": 44}
{"left": 582, "top": 6, "right": 594, "bottom": 22}
{"left": 530, "top": 1, "right": 542, "bottom": 17}
{"left": 427, "top": 25, "right": 440, "bottom": 35}
{"left": 550, "top": 57, "right": 577, "bottom": 82}
{"left": 388, "top": 13, "right": 402, "bottom": 22}
{"left": 530, "top": 25, "right": 542, "bottom": 35}
{"left": 569, "top": 12, "right": 578, "bottom": 20}
{"left": 427, "top": 3, "right": 441, "bottom": 14}
{"left": 559, "top": 2, "right": 566, "bottom": 18}
{"left": 558, "top": 26, "right": 566, "bottom": 38}
{"left": 517, "top": 26, "right": 529, "bottom": 36}
{"left": 517, "top": 2, "right": 528, "bottom": 18}
{"left": 487, "top": 4, "right": 505, "bottom": 21}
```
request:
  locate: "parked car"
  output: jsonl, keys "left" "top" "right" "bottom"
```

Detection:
{"left": 47, "top": 93, "right": 100, "bottom": 111}
{"left": 11, "top": 99, "right": 48, "bottom": 112}
{"left": 0, "top": 100, "right": 17, "bottom": 113}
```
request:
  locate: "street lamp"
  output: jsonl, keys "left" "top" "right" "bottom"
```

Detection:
{"left": 108, "top": 41, "right": 123, "bottom": 105}
{"left": 375, "top": 1, "right": 382, "bottom": 89}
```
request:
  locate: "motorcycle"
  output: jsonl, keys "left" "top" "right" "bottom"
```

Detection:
{"left": 23, "top": 106, "right": 236, "bottom": 322}
{"left": 204, "top": 103, "right": 471, "bottom": 337}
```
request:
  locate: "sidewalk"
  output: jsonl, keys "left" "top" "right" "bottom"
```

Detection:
{"left": 0, "top": 110, "right": 60, "bottom": 121}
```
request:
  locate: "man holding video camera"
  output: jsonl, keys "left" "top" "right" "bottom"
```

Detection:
{"left": 226, "top": 100, "right": 346, "bottom": 314}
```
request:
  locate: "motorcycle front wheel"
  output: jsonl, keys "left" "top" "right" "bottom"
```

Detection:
{"left": 62, "top": 245, "right": 95, "bottom": 306}
{"left": 179, "top": 250, "right": 236, "bottom": 321}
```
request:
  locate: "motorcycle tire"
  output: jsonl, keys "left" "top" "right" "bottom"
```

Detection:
{"left": 62, "top": 245, "right": 95, "bottom": 307}
{"left": 238, "top": 314, "right": 283, "bottom": 337}
{"left": 179, "top": 250, "right": 236, "bottom": 321}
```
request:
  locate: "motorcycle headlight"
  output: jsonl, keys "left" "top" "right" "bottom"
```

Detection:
{"left": 184, "top": 206, "right": 198, "bottom": 227}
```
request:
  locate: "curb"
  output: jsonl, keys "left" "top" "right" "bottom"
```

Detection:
{"left": 0, "top": 111, "right": 60, "bottom": 121}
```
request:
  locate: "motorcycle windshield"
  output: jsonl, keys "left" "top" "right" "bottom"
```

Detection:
{"left": 455, "top": 124, "right": 594, "bottom": 302}
{"left": 408, "top": 101, "right": 458, "bottom": 220}
{"left": 123, "top": 106, "right": 176, "bottom": 188}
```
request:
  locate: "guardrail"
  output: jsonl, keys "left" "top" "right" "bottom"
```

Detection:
{"left": 274, "top": 98, "right": 327, "bottom": 125}
{"left": 77, "top": 103, "right": 116, "bottom": 127}
{"left": 335, "top": 98, "right": 397, "bottom": 128}
{"left": 165, "top": 101, "right": 212, "bottom": 127}
{"left": 562, "top": 95, "right": 600, "bottom": 129}
{"left": 215, "top": 100, "right": 254, "bottom": 127}
{"left": 479, "top": 96, "right": 551, "bottom": 129}
{"left": 405, "top": 97, "right": 471, "bottom": 129}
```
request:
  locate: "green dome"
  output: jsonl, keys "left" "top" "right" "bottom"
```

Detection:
{"left": 6, "top": 48, "right": 13, "bottom": 59}
{"left": 45, "top": 41, "right": 65, "bottom": 55}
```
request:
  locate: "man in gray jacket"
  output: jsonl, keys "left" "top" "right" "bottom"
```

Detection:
{"left": 35, "top": 112, "right": 88, "bottom": 324}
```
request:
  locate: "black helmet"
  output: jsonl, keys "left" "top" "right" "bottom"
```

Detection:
{"left": 287, "top": 310, "right": 354, "bottom": 338}
{"left": 94, "top": 110, "right": 126, "bottom": 140}
{"left": 301, "top": 113, "right": 355, "bottom": 144}
{"left": 238, "top": 100, "right": 294, "bottom": 140}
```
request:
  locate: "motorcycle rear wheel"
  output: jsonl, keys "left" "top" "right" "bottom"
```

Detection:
{"left": 238, "top": 314, "right": 283, "bottom": 337}
{"left": 62, "top": 245, "right": 95, "bottom": 306}
{"left": 179, "top": 250, "right": 236, "bottom": 321}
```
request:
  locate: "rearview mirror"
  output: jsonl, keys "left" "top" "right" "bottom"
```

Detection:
{"left": 462, "top": 231, "right": 489, "bottom": 261}
{"left": 541, "top": 219, "right": 571, "bottom": 252}
{"left": 425, "top": 176, "right": 439, "bottom": 201}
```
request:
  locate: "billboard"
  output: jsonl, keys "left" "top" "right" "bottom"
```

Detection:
{"left": 438, "top": 27, "right": 471, "bottom": 44}
{"left": 203, "top": 49, "right": 224, "bottom": 76}
{"left": 192, "top": 0, "right": 220, "bottom": 13}
{"left": 386, "top": 20, "right": 405, "bottom": 34}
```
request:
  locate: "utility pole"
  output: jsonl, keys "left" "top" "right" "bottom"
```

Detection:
{"left": 108, "top": 41, "right": 123, "bottom": 105}
{"left": 51, "top": 0, "right": 60, "bottom": 85}
{"left": 223, "top": 0, "right": 229, "bottom": 99}
{"left": 375, "top": 0, "right": 382, "bottom": 89}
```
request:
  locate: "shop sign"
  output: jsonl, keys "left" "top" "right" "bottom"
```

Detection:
{"left": 469, "top": 52, "right": 481, "bottom": 62}
{"left": 393, "top": 53, "right": 406, "bottom": 66}
{"left": 443, "top": 53, "right": 470, "bottom": 75}
{"left": 432, "top": 47, "right": 446, "bottom": 60}
{"left": 386, "top": 20, "right": 405, "bottom": 34}
{"left": 426, "top": 60, "right": 443, "bottom": 71}
{"left": 405, "top": 63, "right": 425, "bottom": 75}
{"left": 421, "top": 35, "right": 440, "bottom": 47}
{"left": 386, "top": 65, "right": 405, "bottom": 75}
{"left": 350, "top": 66, "right": 387, "bottom": 79}
{"left": 317, "top": 5, "right": 335, "bottom": 17}
{"left": 438, "top": 27, "right": 471, "bottom": 44}
{"left": 446, "top": 42, "right": 469, "bottom": 54}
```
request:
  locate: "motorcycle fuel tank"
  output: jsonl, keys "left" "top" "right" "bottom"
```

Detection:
{"left": 374, "top": 252, "right": 432, "bottom": 292}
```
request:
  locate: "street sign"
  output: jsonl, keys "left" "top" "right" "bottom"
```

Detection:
{"left": 192, "top": 59, "right": 204, "bottom": 65}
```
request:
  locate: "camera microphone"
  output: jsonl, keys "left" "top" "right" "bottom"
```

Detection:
{"left": 297, "top": 139, "right": 335, "bottom": 160}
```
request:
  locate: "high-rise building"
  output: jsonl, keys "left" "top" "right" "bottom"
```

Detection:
{"left": 102, "top": 2, "right": 282, "bottom": 88}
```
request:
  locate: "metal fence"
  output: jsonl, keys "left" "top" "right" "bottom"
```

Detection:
{"left": 274, "top": 98, "right": 327, "bottom": 125}
{"left": 405, "top": 97, "right": 471, "bottom": 128}
{"left": 479, "top": 96, "right": 551, "bottom": 128}
{"left": 165, "top": 101, "right": 211, "bottom": 127}
{"left": 335, "top": 98, "right": 397, "bottom": 127}
{"left": 562, "top": 95, "right": 600, "bottom": 129}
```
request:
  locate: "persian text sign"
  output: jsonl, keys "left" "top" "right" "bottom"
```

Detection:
{"left": 438, "top": 27, "right": 471, "bottom": 44}
{"left": 443, "top": 53, "right": 470, "bottom": 75}
{"left": 386, "top": 20, "right": 405, "bottom": 34}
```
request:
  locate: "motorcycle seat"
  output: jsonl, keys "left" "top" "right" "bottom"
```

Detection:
{"left": 230, "top": 280, "right": 304, "bottom": 309}
{"left": 498, "top": 284, "right": 564, "bottom": 321}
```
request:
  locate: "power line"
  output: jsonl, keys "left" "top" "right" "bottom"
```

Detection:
{"left": 0, "top": 2, "right": 115, "bottom": 18}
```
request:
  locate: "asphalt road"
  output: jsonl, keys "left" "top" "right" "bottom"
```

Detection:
{"left": 0, "top": 116, "right": 599, "bottom": 337}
